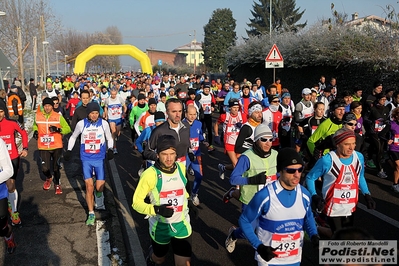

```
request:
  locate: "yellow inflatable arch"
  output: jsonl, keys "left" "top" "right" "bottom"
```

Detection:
{"left": 74, "top": 44, "right": 152, "bottom": 74}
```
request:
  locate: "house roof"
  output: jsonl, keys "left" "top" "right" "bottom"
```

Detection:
{"left": 345, "top": 15, "right": 393, "bottom": 27}
{"left": 173, "top": 42, "right": 202, "bottom": 51}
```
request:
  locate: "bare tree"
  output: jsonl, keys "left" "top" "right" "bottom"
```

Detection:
{"left": 0, "top": 0, "right": 60, "bottom": 78}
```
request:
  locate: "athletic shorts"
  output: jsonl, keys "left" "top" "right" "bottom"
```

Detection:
{"left": 10, "top": 157, "right": 20, "bottom": 180}
{"left": 389, "top": 150, "right": 399, "bottom": 162}
{"left": 150, "top": 220, "right": 191, "bottom": 245}
{"left": 82, "top": 160, "right": 105, "bottom": 181}
{"left": 151, "top": 235, "right": 192, "bottom": 258}
{"left": 224, "top": 143, "right": 235, "bottom": 152}
{"left": 108, "top": 118, "right": 122, "bottom": 126}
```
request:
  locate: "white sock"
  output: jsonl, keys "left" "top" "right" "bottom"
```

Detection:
{"left": 8, "top": 191, "right": 18, "bottom": 213}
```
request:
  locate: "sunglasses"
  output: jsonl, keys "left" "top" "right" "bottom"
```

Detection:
{"left": 284, "top": 167, "right": 304, "bottom": 174}
{"left": 272, "top": 100, "right": 280, "bottom": 103}
{"left": 259, "top": 137, "right": 274, "bottom": 142}
{"left": 346, "top": 122, "right": 356, "bottom": 126}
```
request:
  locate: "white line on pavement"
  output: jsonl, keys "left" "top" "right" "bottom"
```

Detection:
{"left": 358, "top": 203, "right": 399, "bottom": 229}
{"left": 97, "top": 220, "right": 111, "bottom": 266}
{"left": 108, "top": 158, "right": 146, "bottom": 266}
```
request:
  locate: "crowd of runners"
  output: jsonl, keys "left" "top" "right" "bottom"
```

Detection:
{"left": 0, "top": 72, "right": 394, "bottom": 265}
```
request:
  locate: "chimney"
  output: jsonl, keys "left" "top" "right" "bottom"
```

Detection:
{"left": 352, "top": 12, "right": 358, "bottom": 20}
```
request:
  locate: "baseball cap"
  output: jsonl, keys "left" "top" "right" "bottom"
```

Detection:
{"left": 229, "top": 100, "right": 240, "bottom": 108}
{"left": 302, "top": 88, "right": 312, "bottom": 95}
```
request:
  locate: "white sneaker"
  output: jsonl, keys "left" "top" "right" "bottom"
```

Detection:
{"left": 95, "top": 192, "right": 105, "bottom": 210}
{"left": 392, "top": 184, "right": 399, "bottom": 193}
{"left": 138, "top": 167, "right": 144, "bottom": 177}
{"left": 225, "top": 226, "right": 237, "bottom": 253}
{"left": 218, "top": 164, "right": 225, "bottom": 180}
{"left": 377, "top": 171, "right": 388, "bottom": 179}
{"left": 188, "top": 167, "right": 194, "bottom": 176}
{"left": 191, "top": 194, "right": 200, "bottom": 206}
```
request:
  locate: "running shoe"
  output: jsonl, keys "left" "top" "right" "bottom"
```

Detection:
{"left": 191, "top": 194, "right": 200, "bottom": 206}
{"left": 113, "top": 148, "right": 118, "bottom": 155}
{"left": 223, "top": 187, "right": 236, "bottom": 203}
{"left": 225, "top": 226, "right": 237, "bottom": 253}
{"left": 208, "top": 145, "right": 215, "bottom": 152}
{"left": 5, "top": 232, "right": 16, "bottom": 254}
{"left": 377, "top": 171, "right": 388, "bottom": 179}
{"left": 392, "top": 184, "right": 399, "bottom": 193}
{"left": 366, "top": 160, "right": 377, "bottom": 169}
{"left": 218, "top": 163, "right": 225, "bottom": 180}
{"left": 43, "top": 177, "right": 53, "bottom": 190}
{"left": 11, "top": 212, "right": 21, "bottom": 227}
{"left": 95, "top": 192, "right": 105, "bottom": 210}
{"left": 138, "top": 167, "right": 144, "bottom": 177}
{"left": 188, "top": 166, "right": 194, "bottom": 176}
{"left": 86, "top": 213, "right": 95, "bottom": 226}
{"left": 55, "top": 185, "right": 63, "bottom": 195}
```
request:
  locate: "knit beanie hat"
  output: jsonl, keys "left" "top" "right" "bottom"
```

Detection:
{"left": 277, "top": 147, "right": 304, "bottom": 172}
{"left": 254, "top": 124, "right": 273, "bottom": 142}
{"left": 157, "top": 135, "right": 177, "bottom": 154}
{"left": 332, "top": 128, "right": 356, "bottom": 146}
{"left": 42, "top": 97, "right": 54, "bottom": 107}
{"left": 154, "top": 111, "right": 166, "bottom": 123}
{"left": 86, "top": 102, "right": 100, "bottom": 114}
{"left": 342, "top": 112, "right": 357, "bottom": 124}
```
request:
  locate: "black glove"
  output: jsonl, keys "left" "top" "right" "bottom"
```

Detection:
{"left": 33, "top": 130, "right": 38, "bottom": 140}
{"left": 154, "top": 204, "right": 174, "bottom": 218}
{"left": 64, "top": 150, "right": 72, "bottom": 161}
{"left": 49, "top": 125, "right": 61, "bottom": 133}
{"left": 313, "top": 148, "right": 323, "bottom": 161}
{"left": 311, "top": 234, "right": 320, "bottom": 248}
{"left": 248, "top": 171, "right": 267, "bottom": 185}
{"left": 107, "top": 149, "right": 114, "bottom": 160}
{"left": 214, "top": 136, "right": 221, "bottom": 145}
{"left": 188, "top": 153, "right": 196, "bottom": 162}
{"left": 188, "top": 200, "right": 199, "bottom": 220}
{"left": 299, "top": 132, "right": 307, "bottom": 140}
{"left": 364, "top": 194, "right": 376, "bottom": 210}
{"left": 312, "top": 195, "right": 325, "bottom": 212}
{"left": 257, "top": 244, "right": 277, "bottom": 262}
{"left": 280, "top": 129, "right": 288, "bottom": 137}
{"left": 235, "top": 122, "right": 242, "bottom": 129}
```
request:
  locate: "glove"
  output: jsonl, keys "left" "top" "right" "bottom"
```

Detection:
{"left": 154, "top": 204, "right": 174, "bottom": 218}
{"left": 188, "top": 199, "right": 199, "bottom": 220}
{"left": 235, "top": 122, "right": 242, "bottom": 129}
{"left": 214, "top": 135, "right": 221, "bottom": 145}
{"left": 257, "top": 244, "right": 277, "bottom": 262}
{"left": 313, "top": 148, "right": 323, "bottom": 161}
{"left": 312, "top": 195, "right": 325, "bottom": 212}
{"left": 33, "top": 131, "right": 38, "bottom": 140}
{"left": 64, "top": 150, "right": 72, "bottom": 161}
{"left": 247, "top": 171, "right": 266, "bottom": 185}
{"left": 364, "top": 194, "right": 376, "bottom": 210}
{"left": 280, "top": 129, "right": 288, "bottom": 137}
{"left": 107, "top": 149, "right": 114, "bottom": 160}
{"left": 49, "top": 125, "right": 61, "bottom": 133}
{"left": 188, "top": 153, "right": 196, "bottom": 162}
{"left": 311, "top": 234, "right": 320, "bottom": 248}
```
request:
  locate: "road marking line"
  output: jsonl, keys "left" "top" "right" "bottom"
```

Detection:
{"left": 358, "top": 203, "right": 399, "bottom": 229}
{"left": 108, "top": 159, "right": 146, "bottom": 266}
{"left": 97, "top": 220, "right": 111, "bottom": 266}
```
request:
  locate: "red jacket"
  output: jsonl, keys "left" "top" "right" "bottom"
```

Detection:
{"left": 0, "top": 118, "right": 28, "bottom": 159}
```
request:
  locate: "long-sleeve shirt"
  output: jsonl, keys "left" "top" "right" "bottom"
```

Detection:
{"left": 305, "top": 151, "right": 370, "bottom": 196}
{"left": 239, "top": 180, "right": 318, "bottom": 249}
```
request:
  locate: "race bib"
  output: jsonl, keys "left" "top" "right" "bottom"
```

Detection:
{"left": 190, "top": 137, "right": 199, "bottom": 152}
{"left": 271, "top": 231, "right": 301, "bottom": 258}
{"left": 394, "top": 134, "right": 399, "bottom": 146}
{"left": 40, "top": 135, "right": 54, "bottom": 145}
{"left": 159, "top": 188, "right": 184, "bottom": 213}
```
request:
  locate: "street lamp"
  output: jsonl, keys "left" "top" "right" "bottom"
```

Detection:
{"left": 42, "top": 41, "right": 49, "bottom": 85}
{"left": 56, "top": 50, "right": 60, "bottom": 77}
{"left": 189, "top": 30, "right": 197, "bottom": 73}
{"left": 64, "top": 55, "right": 68, "bottom": 75}
{"left": 0, "top": 11, "right": 5, "bottom": 91}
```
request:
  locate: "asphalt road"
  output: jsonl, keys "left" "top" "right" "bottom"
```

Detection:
{"left": 110, "top": 124, "right": 399, "bottom": 266}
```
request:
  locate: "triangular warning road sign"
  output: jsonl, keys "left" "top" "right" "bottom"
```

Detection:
{"left": 265, "top": 44, "right": 283, "bottom": 61}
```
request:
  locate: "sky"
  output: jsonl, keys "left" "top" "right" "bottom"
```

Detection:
{"left": 49, "top": 0, "right": 395, "bottom": 68}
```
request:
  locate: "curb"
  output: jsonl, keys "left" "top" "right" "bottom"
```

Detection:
{"left": 107, "top": 158, "right": 146, "bottom": 266}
